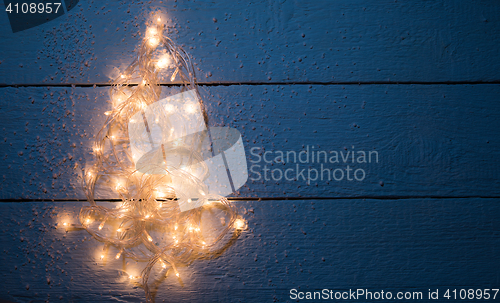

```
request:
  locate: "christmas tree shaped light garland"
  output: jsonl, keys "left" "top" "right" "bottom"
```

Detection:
{"left": 69, "top": 16, "right": 248, "bottom": 302}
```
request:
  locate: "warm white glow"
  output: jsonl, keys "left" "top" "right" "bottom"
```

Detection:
{"left": 170, "top": 67, "right": 179, "bottom": 81}
{"left": 156, "top": 54, "right": 171, "bottom": 69}
{"left": 115, "top": 96, "right": 124, "bottom": 105}
{"left": 79, "top": 19, "right": 245, "bottom": 303}
{"left": 146, "top": 26, "right": 160, "bottom": 49}
{"left": 148, "top": 37, "right": 159, "bottom": 48}
{"left": 164, "top": 104, "right": 175, "bottom": 113}
{"left": 234, "top": 219, "right": 247, "bottom": 230}
{"left": 184, "top": 103, "right": 198, "bottom": 114}
{"left": 146, "top": 27, "right": 158, "bottom": 37}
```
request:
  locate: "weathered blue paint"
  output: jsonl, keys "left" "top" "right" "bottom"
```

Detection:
{"left": 0, "top": 199, "right": 499, "bottom": 302}
{"left": 0, "top": 0, "right": 499, "bottom": 302}
{"left": 0, "top": 1, "right": 500, "bottom": 84}
{"left": 0, "top": 84, "right": 499, "bottom": 199}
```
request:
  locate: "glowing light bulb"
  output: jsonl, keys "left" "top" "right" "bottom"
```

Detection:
{"left": 104, "top": 111, "right": 111, "bottom": 116}
{"left": 162, "top": 263, "right": 166, "bottom": 269}
{"left": 62, "top": 222, "right": 67, "bottom": 227}
{"left": 147, "top": 235, "right": 153, "bottom": 242}
{"left": 115, "top": 252, "right": 121, "bottom": 259}
{"left": 157, "top": 17, "right": 161, "bottom": 22}
{"left": 234, "top": 219, "right": 247, "bottom": 230}
{"left": 187, "top": 198, "right": 192, "bottom": 203}
{"left": 115, "top": 96, "right": 124, "bottom": 105}
{"left": 156, "top": 54, "right": 171, "bottom": 69}
{"left": 120, "top": 74, "right": 125, "bottom": 79}
{"left": 85, "top": 218, "right": 91, "bottom": 224}
{"left": 147, "top": 27, "right": 158, "bottom": 37}
{"left": 148, "top": 37, "right": 159, "bottom": 47}
{"left": 117, "top": 228, "right": 122, "bottom": 232}
{"left": 141, "top": 79, "right": 147, "bottom": 85}
{"left": 146, "top": 26, "right": 160, "bottom": 48}
{"left": 184, "top": 103, "right": 198, "bottom": 114}
{"left": 170, "top": 67, "right": 179, "bottom": 81}
{"left": 174, "top": 224, "right": 178, "bottom": 231}
{"left": 100, "top": 254, "right": 105, "bottom": 260}
{"left": 164, "top": 104, "right": 175, "bottom": 113}
{"left": 175, "top": 272, "right": 180, "bottom": 277}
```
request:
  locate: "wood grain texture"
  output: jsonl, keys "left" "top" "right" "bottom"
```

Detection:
{"left": 1, "top": 0, "right": 500, "bottom": 84}
{"left": 1, "top": 84, "right": 499, "bottom": 199}
{"left": 0, "top": 199, "right": 499, "bottom": 302}
{"left": 1, "top": 0, "right": 499, "bottom": 302}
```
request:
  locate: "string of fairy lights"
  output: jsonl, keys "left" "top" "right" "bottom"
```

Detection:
{"left": 60, "top": 15, "right": 247, "bottom": 302}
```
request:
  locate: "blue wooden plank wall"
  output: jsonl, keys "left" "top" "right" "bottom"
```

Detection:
{"left": 1, "top": 1, "right": 499, "bottom": 302}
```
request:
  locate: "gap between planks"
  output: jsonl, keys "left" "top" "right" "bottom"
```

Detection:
{"left": 1, "top": 195, "right": 499, "bottom": 203}
{"left": 2, "top": 81, "right": 500, "bottom": 88}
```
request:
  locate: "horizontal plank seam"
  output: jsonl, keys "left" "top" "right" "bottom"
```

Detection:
{"left": 2, "top": 81, "right": 500, "bottom": 88}
{"left": 1, "top": 195, "right": 499, "bottom": 202}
